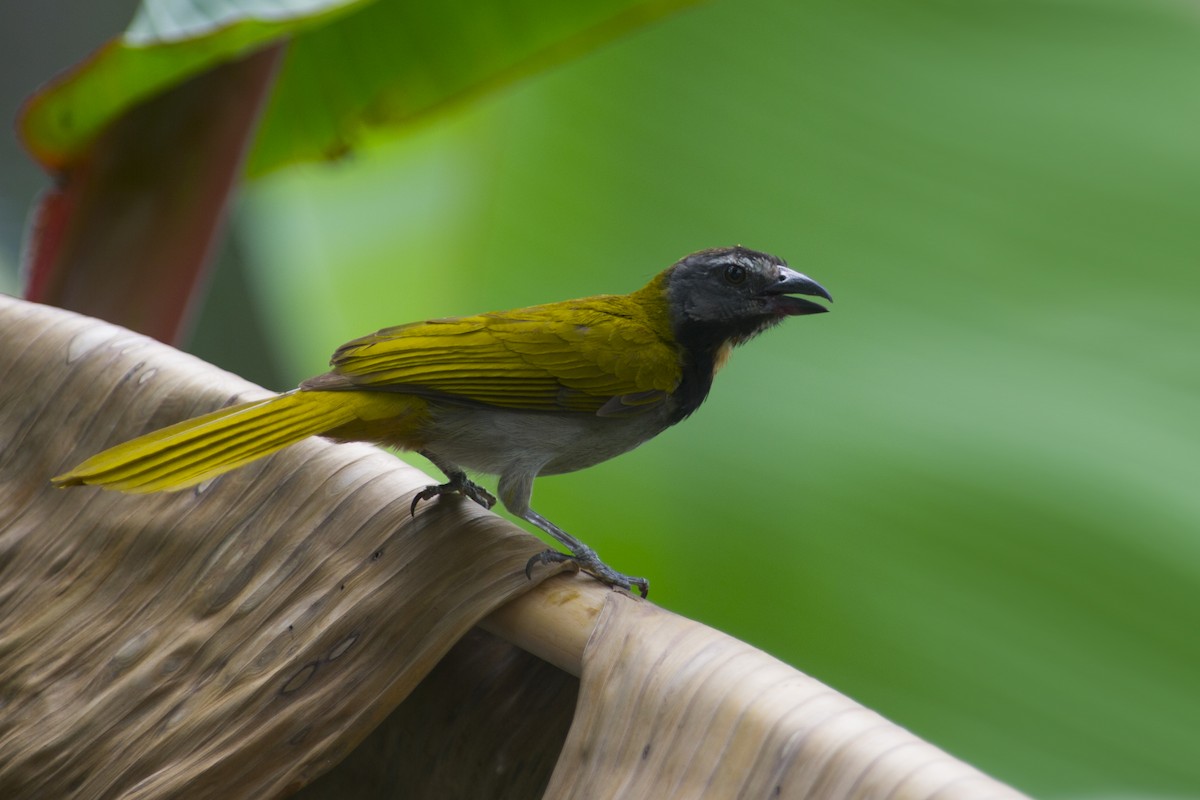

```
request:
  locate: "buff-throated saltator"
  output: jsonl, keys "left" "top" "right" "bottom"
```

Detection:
{"left": 53, "top": 246, "right": 832, "bottom": 595}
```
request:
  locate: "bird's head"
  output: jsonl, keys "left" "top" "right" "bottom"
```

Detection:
{"left": 664, "top": 246, "right": 832, "bottom": 346}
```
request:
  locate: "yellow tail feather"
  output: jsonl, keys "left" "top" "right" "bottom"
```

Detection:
{"left": 52, "top": 391, "right": 389, "bottom": 494}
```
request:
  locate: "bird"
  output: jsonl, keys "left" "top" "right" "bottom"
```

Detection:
{"left": 53, "top": 246, "right": 831, "bottom": 596}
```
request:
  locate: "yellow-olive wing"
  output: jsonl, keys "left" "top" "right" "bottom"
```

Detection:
{"left": 317, "top": 297, "right": 680, "bottom": 415}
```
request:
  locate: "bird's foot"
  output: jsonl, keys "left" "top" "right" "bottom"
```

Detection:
{"left": 525, "top": 547, "right": 649, "bottom": 598}
{"left": 410, "top": 475, "right": 496, "bottom": 515}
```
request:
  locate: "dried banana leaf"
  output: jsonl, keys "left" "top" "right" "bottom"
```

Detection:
{"left": 0, "top": 295, "right": 563, "bottom": 798}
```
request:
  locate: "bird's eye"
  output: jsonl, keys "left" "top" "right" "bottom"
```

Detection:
{"left": 723, "top": 264, "right": 748, "bottom": 285}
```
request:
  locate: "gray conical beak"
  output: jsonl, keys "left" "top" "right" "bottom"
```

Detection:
{"left": 762, "top": 266, "right": 833, "bottom": 316}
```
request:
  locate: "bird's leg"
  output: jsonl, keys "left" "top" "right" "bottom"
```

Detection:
{"left": 499, "top": 472, "right": 648, "bottom": 597}
{"left": 410, "top": 450, "right": 496, "bottom": 515}
{"left": 522, "top": 509, "right": 650, "bottom": 598}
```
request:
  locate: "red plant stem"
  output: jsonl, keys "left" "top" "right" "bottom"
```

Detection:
{"left": 23, "top": 43, "right": 286, "bottom": 345}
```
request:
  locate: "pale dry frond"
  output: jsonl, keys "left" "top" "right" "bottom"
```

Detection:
{"left": 0, "top": 296, "right": 565, "bottom": 797}
{"left": 0, "top": 295, "right": 1026, "bottom": 799}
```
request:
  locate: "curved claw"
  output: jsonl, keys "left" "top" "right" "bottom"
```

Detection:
{"left": 410, "top": 485, "right": 440, "bottom": 516}
{"left": 410, "top": 478, "right": 496, "bottom": 516}
{"left": 525, "top": 549, "right": 649, "bottom": 598}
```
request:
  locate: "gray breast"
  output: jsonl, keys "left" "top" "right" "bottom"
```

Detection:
{"left": 422, "top": 400, "right": 675, "bottom": 478}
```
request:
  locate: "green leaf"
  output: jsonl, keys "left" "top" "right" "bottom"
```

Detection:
{"left": 124, "top": 0, "right": 362, "bottom": 45}
{"left": 21, "top": 0, "right": 366, "bottom": 170}
{"left": 20, "top": 0, "right": 695, "bottom": 174}
{"left": 246, "top": 0, "right": 694, "bottom": 175}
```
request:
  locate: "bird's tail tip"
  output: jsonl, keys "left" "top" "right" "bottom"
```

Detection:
{"left": 49, "top": 473, "right": 83, "bottom": 488}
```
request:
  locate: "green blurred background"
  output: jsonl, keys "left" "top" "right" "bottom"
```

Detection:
{"left": 3, "top": 0, "right": 1199, "bottom": 797}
